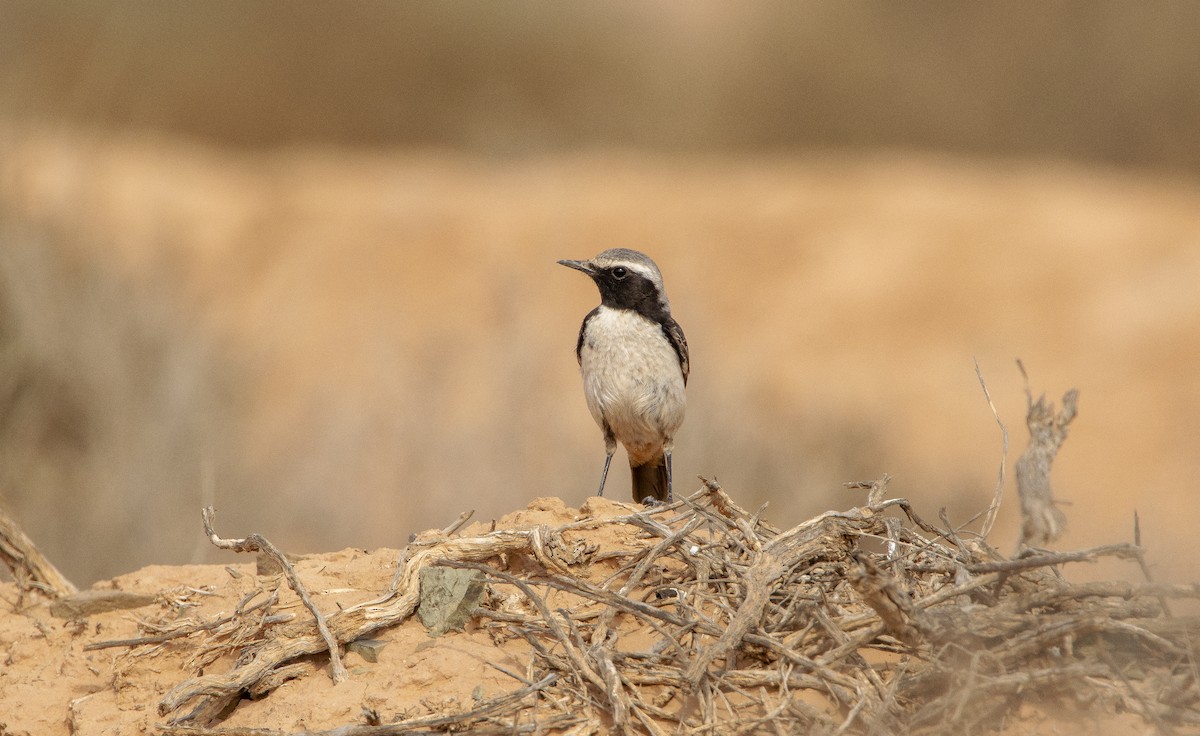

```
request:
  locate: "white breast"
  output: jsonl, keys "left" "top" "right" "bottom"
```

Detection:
{"left": 578, "top": 306, "right": 686, "bottom": 465}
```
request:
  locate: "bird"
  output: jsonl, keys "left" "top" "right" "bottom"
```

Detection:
{"left": 558, "top": 248, "right": 689, "bottom": 504}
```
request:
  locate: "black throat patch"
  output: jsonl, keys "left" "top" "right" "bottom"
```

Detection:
{"left": 584, "top": 266, "right": 688, "bottom": 384}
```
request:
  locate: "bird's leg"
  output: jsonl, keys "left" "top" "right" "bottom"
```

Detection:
{"left": 596, "top": 432, "right": 616, "bottom": 497}
{"left": 665, "top": 448, "right": 674, "bottom": 502}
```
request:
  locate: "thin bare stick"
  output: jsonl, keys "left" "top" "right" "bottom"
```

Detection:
{"left": 302, "top": 674, "right": 558, "bottom": 735}
{"left": 201, "top": 506, "right": 349, "bottom": 684}
{"left": 908, "top": 542, "right": 1144, "bottom": 576}
{"left": 1125, "top": 510, "right": 1174, "bottom": 622}
{"left": 974, "top": 359, "right": 1008, "bottom": 539}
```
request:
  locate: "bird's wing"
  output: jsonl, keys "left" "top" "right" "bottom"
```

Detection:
{"left": 575, "top": 306, "right": 601, "bottom": 365}
{"left": 662, "top": 317, "right": 689, "bottom": 385}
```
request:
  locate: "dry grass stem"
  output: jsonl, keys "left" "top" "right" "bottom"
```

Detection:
{"left": 974, "top": 360, "right": 1009, "bottom": 539}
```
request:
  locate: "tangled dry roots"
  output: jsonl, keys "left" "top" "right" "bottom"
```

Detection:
{"left": 155, "top": 478, "right": 1200, "bottom": 735}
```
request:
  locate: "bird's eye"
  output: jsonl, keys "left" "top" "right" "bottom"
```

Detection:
{"left": 612, "top": 267, "right": 628, "bottom": 280}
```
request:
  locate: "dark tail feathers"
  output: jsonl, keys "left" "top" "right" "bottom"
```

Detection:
{"left": 630, "top": 453, "right": 670, "bottom": 504}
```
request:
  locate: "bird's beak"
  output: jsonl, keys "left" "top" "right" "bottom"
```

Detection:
{"left": 557, "top": 259, "right": 596, "bottom": 275}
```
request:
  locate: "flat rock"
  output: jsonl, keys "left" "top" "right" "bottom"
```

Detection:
{"left": 48, "top": 590, "right": 156, "bottom": 619}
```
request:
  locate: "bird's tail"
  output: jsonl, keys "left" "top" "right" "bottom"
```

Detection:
{"left": 630, "top": 453, "right": 670, "bottom": 504}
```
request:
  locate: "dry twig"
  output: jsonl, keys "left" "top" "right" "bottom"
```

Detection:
{"left": 200, "top": 506, "right": 349, "bottom": 685}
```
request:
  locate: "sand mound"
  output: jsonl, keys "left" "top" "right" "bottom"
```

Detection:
{"left": 2, "top": 484, "right": 1196, "bottom": 735}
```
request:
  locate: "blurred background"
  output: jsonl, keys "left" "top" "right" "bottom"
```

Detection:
{"left": 1, "top": 1, "right": 1198, "bottom": 585}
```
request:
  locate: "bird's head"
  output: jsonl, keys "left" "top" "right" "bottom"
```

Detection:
{"left": 558, "top": 248, "right": 671, "bottom": 315}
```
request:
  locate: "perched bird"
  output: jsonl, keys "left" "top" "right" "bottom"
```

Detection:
{"left": 558, "top": 248, "right": 689, "bottom": 504}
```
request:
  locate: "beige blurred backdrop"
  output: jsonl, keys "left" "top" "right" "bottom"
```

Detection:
{"left": 1, "top": 2, "right": 1198, "bottom": 585}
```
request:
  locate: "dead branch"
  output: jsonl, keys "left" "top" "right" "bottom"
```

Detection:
{"left": 0, "top": 504, "right": 76, "bottom": 599}
{"left": 1015, "top": 361, "right": 1077, "bottom": 547}
{"left": 84, "top": 590, "right": 277, "bottom": 651}
{"left": 156, "top": 674, "right": 558, "bottom": 736}
{"left": 438, "top": 508, "right": 475, "bottom": 537}
{"left": 848, "top": 552, "right": 926, "bottom": 647}
{"left": 683, "top": 506, "right": 888, "bottom": 686}
{"left": 301, "top": 674, "right": 558, "bottom": 736}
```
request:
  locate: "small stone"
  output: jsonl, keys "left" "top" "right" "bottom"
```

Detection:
{"left": 346, "top": 638, "right": 388, "bottom": 664}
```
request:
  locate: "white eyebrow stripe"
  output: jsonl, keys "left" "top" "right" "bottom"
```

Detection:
{"left": 588, "top": 248, "right": 668, "bottom": 295}
{"left": 618, "top": 261, "right": 659, "bottom": 283}
{"left": 593, "top": 256, "right": 660, "bottom": 283}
